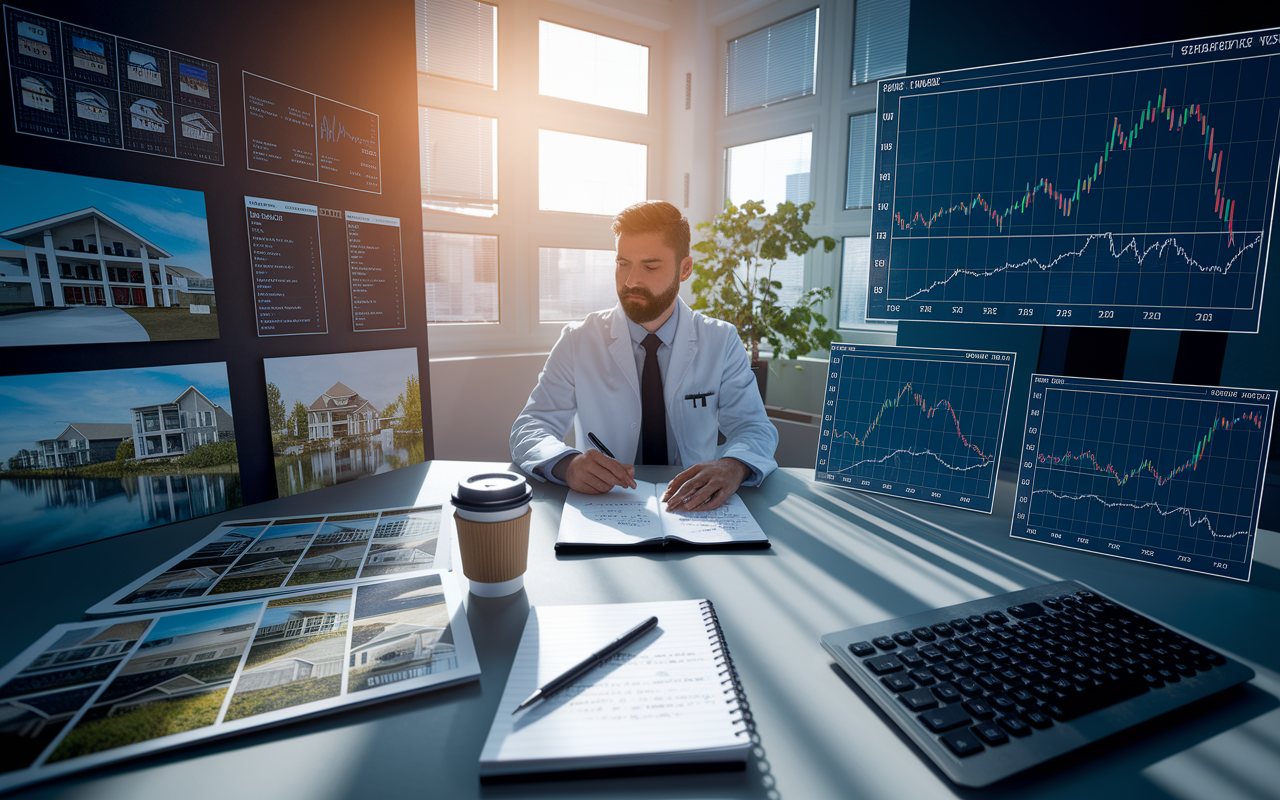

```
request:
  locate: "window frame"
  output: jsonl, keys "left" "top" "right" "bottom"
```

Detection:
{"left": 418, "top": 0, "right": 666, "bottom": 358}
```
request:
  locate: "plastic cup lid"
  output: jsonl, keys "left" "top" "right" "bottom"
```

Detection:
{"left": 451, "top": 472, "right": 532, "bottom": 513}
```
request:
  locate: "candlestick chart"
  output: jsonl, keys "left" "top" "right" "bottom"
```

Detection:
{"left": 865, "top": 32, "right": 1280, "bottom": 331}
{"left": 1010, "top": 376, "right": 1276, "bottom": 581}
{"left": 815, "top": 344, "right": 1014, "bottom": 513}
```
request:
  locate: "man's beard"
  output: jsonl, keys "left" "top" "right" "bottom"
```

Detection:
{"left": 619, "top": 274, "right": 680, "bottom": 324}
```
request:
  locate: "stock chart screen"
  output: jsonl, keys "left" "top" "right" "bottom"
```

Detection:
{"left": 1010, "top": 376, "right": 1276, "bottom": 581}
{"left": 815, "top": 344, "right": 1015, "bottom": 513}
{"left": 866, "top": 29, "right": 1280, "bottom": 332}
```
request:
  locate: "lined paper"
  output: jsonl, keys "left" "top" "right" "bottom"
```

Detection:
{"left": 558, "top": 482, "right": 767, "bottom": 547}
{"left": 479, "top": 600, "right": 748, "bottom": 774}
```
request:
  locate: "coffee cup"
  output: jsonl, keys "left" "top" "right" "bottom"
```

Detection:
{"left": 451, "top": 472, "right": 533, "bottom": 597}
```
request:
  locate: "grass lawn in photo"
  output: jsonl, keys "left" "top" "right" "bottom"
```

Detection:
{"left": 46, "top": 687, "right": 228, "bottom": 763}
{"left": 120, "top": 306, "right": 219, "bottom": 341}
{"left": 224, "top": 631, "right": 348, "bottom": 721}
{"left": 206, "top": 570, "right": 292, "bottom": 595}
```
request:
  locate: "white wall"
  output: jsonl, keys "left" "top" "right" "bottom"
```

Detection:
{"left": 428, "top": 353, "right": 547, "bottom": 462}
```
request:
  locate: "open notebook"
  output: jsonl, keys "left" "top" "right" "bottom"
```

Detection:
{"left": 555, "top": 481, "right": 769, "bottom": 551}
{"left": 479, "top": 599, "right": 754, "bottom": 781}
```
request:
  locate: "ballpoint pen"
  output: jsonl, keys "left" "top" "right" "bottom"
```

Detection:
{"left": 586, "top": 431, "right": 616, "bottom": 459}
{"left": 513, "top": 615, "right": 659, "bottom": 713}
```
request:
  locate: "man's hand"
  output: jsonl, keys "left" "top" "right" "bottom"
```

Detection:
{"left": 661, "top": 458, "right": 750, "bottom": 512}
{"left": 558, "top": 450, "right": 637, "bottom": 494}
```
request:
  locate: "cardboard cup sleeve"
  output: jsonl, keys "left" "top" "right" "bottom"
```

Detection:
{"left": 454, "top": 509, "right": 531, "bottom": 584}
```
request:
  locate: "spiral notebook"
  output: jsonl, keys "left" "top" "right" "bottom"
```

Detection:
{"left": 478, "top": 599, "right": 754, "bottom": 781}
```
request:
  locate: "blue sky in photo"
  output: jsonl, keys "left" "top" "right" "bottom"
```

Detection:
{"left": 264, "top": 347, "right": 419, "bottom": 421}
{"left": 259, "top": 595, "right": 353, "bottom": 628}
{"left": 141, "top": 602, "right": 263, "bottom": 643}
{"left": 0, "top": 164, "right": 213, "bottom": 277}
{"left": 0, "top": 362, "right": 232, "bottom": 462}
{"left": 258, "top": 522, "right": 321, "bottom": 540}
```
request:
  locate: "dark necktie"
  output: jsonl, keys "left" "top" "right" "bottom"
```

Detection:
{"left": 640, "top": 333, "right": 668, "bottom": 466}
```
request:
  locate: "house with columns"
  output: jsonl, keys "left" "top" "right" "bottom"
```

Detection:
{"left": 0, "top": 207, "right": 212, "bottom": 309}
{"left": 307, "top": 382, "right": 380, "bottom": 441}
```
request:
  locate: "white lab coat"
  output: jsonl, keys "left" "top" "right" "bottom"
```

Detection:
{"left": 510, "top": 298, "right": 778, "bottom": 485}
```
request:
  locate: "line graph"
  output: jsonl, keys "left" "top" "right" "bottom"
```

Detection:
{"left": 1010, "top": 376, "right": 1276, "bottom": 582}
{"left": 815, "top": 344, "right": 1015, "bottom": 513}
{"left": 866, "top": 29, "right": 1280, "bottom": 331}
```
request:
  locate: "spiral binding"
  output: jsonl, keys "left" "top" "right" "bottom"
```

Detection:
{"left": 701, "top": 599, "right": 755, "bottom": 738}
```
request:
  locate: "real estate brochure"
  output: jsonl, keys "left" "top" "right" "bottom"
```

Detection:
{"left": 0, "top": 571, "right": 478, "bottom": 793}
{"left": 88, "top": 505, "right": 454, "bottom": 617}
{"left": 479, "top": 599, "right": 753, "bottom": 781}
{"left": 556, "top": 481, "right": 769, "bottom": 551}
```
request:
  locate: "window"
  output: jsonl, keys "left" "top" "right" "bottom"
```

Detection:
{"left": 539, "top": 21, "right": 648, "bottom": 114}
{"left": 423, "top": 231, "right": 498, "bottom": 323}
{"left": 416, "top": 0, "right": 496, "bottom": 87}
{"left": 725, "top": 8, "right": 819, "bottom": 115}
{"left": 724, "top": 132, "right": 813, "bottom": 307}
{"left": 539, "top": 248, "right": 616, "bottom": 321}
{"left": 419, "top": 107, "right": 497, "bottom": 217}
{"left": 538, "top": 130, "right": 647, "bottom": 216}
{"left": 845, "top": 112, "right": 875, "bottom": 209}
{"left": 852, "top": 0, "right": 910, "bottom": 86}
{"left": 839, "top": 237, "right": 895, "bottom": 329}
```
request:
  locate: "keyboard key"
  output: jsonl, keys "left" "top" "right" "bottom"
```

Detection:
{"left": 912, "top": 627, "right": 937, "bottom": 642}
{"left": 956, "top": 677, "right": 982, "bottom": 696}
{"left": 972, "top": 721, "right": 1009, "bottom": 746}
{"left": 872, "top": 636, "right": 897, "bottom": 651}
{"left": 919, "top": 704, "right": 972, "bottom": 733}
{"left": 919, "top": 645, "right": 945, "bottom": 661}
{"left": 893, "top": 631, "right": 918, "bottom": 647}
{"left": 930, "top": 623, "right": 955, "bottom": 637}
{"left": 940, "top": 729, "right": 985, "bottom": 757}
{"left": 898, "top": 650, "right": 925, "bottom": 668}
{"left": 932, "top": 682, "right": 962, "bottom": 702}
{"left": 910, "top": 668, "right": 937, "bottom": 686}
{"left": 931, "top": 664, "right": 956, "bottom": 681}
{"left": 848, "top": 641, "right": 876, "bottom": 657}
{"left": 865, "top": 655, "right": 902, "bottom": 675}
{"left": 963, "top": 698, "right": 996, "bottom": 720}
{"left": 882, "top": 674, "right": 915, "bottom": 692}
{"left": 985, "top": 611, "right": 1009, "bottom": 625}
{"left": 948, "top": 618, "right": 973, "bottom": 633}
{"left": 968, "top": 614, "right": 989, "bottom": 628}
{"left": 1021, "top": 709, "right": 1054, "bottom": 729}
{"left": 997, "top": 714, "right": 1031, "bottom": 737}
{"left": 1008, "top": 602, "right": 1046, "bottom": 619}
{"left": 989, "top": 694, "right": 1017, "bottom": 712}
{"left": 899, "top": 687, "right": 939, "bottom": 711}
{"left": 950, "top": 659, "right": 975, "bottom": 675}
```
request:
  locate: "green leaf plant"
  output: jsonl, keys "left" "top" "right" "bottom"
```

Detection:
{"left": 690, "top": 199, "right": 840, "bottom": 368}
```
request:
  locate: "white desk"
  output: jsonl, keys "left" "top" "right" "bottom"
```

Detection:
{"left": 1, "top": 461, "right": 1278, "bottom": 800}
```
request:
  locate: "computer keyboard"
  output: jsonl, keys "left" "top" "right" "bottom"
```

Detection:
{"left": 820, "top": 580, "right": 1254, "bottom": 787}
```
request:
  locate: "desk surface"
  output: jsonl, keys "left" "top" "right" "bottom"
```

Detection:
{"left": 2, "top": 461, "right": 1278, "bottom": 800}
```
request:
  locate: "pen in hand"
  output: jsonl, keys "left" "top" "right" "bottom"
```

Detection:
{"left": 586, "top": 431, "right": 615, "bottom": 459}
{"left": 513, "top": 615, "right": 659, "bottom": 714}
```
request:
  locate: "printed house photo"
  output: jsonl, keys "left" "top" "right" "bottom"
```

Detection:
{"left": 118, "top": 524, "right": 268, "bottom": 604}
{"left": 348, "top": 575, "right": 455, "bottom": 692}
{"left": 224, "top": 591, "right": 352, "bottom": 721}
{"left": 47, "top": 604, "right": 259, "bottom": 762}
{"left": 0, "top": 363, "right": 241, "bottom": 563}
{"left": 285, "top": 514, "right": 378, "bottom": 587}
{"left": 359, "top": 507, "right": 442, "bottom": 578}
{"left": 207, "top": 520, "right": 320, "bottom": 595}
{"left": 0, "top": 164, "right": 220, "bottom": 347}
{"left": 263, "top": 348, "right": 425, "bottom": 499}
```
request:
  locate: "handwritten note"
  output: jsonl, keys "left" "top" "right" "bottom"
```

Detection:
{"left": 558, "top": 482, "right": 767, "bottom": 547}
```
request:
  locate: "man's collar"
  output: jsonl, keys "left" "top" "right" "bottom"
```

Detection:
{"left": 626, "top": 302, "right": 679, "bottom": 347}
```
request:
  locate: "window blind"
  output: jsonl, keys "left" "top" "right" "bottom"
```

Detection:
{"left": 417, "top": 0, "right": 497, "bottom": 87}
{"left": 539, "top": 21, "right": 648, "bottom": 114}
{"left": 420, "top": 107, "right": 497, "bottom": 217}
{"left": 839, "top": 236, "right": 894, "bottom": 328}
{"left": 845, "top": 112, "right": 875, "bottom": 209}
{"left": 538, "top": 248, "right": 617, "bottom": 321}
{"left": 725, "top": 8, "right": 819, "bottom": 115}
{"left": 423, "top": 231, "right": 499, "bottom": 323}
{"left": 851, "top": 0, "right": 909, "bottom": 86}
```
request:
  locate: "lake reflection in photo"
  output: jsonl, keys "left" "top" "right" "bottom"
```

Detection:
{"left": 274, "top": 432, "right": 424, "bottom": 498}
{"left": 0, "top": 470, "right": 240, "bottom": 563}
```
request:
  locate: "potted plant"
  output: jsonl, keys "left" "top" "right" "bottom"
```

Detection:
{"left": 690, "top": 199, "right": 840, "bottom": 401}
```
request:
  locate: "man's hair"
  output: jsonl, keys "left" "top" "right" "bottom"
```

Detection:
{"left": 611, "top": 201, "right": 690, "bottom": 264}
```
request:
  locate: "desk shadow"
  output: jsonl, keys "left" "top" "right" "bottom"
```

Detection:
{"left": 826, "top": 662, "right": 1278, "bottom": 798}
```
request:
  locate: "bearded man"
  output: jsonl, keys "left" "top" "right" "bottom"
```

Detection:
{"left": 510, "top": 200, "right": 777, "bottom": 511}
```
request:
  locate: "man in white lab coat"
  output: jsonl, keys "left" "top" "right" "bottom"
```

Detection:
{"left": 510, "top": 201, "right": 778, "bottom": 512}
